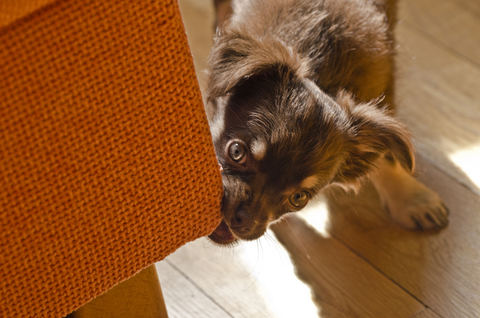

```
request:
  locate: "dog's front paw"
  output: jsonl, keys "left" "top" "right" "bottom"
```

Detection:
{"left": 385, "top": 183, "right": 450, "bottom": 230}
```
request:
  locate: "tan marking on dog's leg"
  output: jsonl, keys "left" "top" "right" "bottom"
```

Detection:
{"left": 370, "top": 157, "right": 450, "bottom": 230}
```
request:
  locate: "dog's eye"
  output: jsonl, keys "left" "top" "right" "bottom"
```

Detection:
{"left": 289, "top": 191, "right": 309, "bottom": 208}
{"left": 228, "top": 142, "right": 247, "bottom": 164}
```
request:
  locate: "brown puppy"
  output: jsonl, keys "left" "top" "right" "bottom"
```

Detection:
{"left": 206, "top": 0, "right": 449, "bottom": 245}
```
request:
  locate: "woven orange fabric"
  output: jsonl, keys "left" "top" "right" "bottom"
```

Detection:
{"left": 0, "top": 0, "right": 223, "bottom": 317}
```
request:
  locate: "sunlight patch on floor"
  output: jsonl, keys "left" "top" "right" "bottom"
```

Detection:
{"left": 449, "top": 144, "right": 480, "bottom": 191}
{"left": 236, "top": 230, "right": 320, "bottom": 318}
{"left": 296, "top": 197, "right": 331, "bottom": 238}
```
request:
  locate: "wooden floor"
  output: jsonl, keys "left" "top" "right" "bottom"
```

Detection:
{"left": 156, "top": 0, "right": 480, "bottom": 317}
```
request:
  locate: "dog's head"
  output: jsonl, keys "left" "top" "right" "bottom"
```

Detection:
{"left": 206, "top": 32, "right": 414, "bottom": 245}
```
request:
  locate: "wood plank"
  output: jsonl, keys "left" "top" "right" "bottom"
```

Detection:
{"left": 320, "top": 157, "right": 480, "bottom": 318}
{"left": 412, "top": 308, "right": 442, "bottom": 318}
{"left": 177, "top": 0, "right": 215, "bottom": 91}
{"left": 156, "top": 260, "right": 228, "bottom": 318}
{"left": 400, "top": 0, "right": 480, "bottom": 66}
{"left": 395, "top": 23, "right": 480, "bottom": 196}
{"left": 270, "top": 218, "right": 425, "bottom": 318}
{"left": 163, "top": 229, "right": 424, "bottom": 317}
{"left": 451, "top": 0, "right": 480, "bottom": 18}
{"left": 161, "top": 236, "right": 322, "bottom": 318}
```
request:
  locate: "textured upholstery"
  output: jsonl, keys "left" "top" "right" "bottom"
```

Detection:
{"left": 0, "top": 0, "right": 223, "bottom": 317}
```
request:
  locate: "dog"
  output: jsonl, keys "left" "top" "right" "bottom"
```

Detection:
{"left": 206, "top": 0, "right": 450, "bottom": 245}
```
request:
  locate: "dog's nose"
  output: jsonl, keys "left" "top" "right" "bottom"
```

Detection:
{"left": 230, "top": 209, "right": 252, "bottom": 230}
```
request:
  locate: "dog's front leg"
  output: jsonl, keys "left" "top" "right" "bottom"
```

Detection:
{"left": 370, "top": 156, "right": 450, "bottom": 230}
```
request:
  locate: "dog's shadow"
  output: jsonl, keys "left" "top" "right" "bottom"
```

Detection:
{"left": 271, "top": 182, "right": 436, "bottom": 316}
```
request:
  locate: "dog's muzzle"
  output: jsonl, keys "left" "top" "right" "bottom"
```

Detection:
{"left": 209, "top": 220, "right": 236, "bottom": 245}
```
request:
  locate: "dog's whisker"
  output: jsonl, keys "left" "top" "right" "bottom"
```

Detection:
{"left": 339, "top": 198, "right": 359, "bottom": 216}
{"left": 264, "top": 231, "right": 287, "bottom": 264}
{"left": 245, "top": 266, "right": 262, "bottom": 291}
{"left": 242, "top": 240, "right": 263, "bottom": 278}
{"left": 241, "top": 241, "right": 265, "bottom": 291}
{"left": 284, "top": 218, "right": 311, "bottom": 260}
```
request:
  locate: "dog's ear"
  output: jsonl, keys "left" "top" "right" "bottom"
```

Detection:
{"left": 206, "top": 28, "right": 309, "bottom": 100}
{"left": 335, "top": 91, "right": 415, "bottom": 186}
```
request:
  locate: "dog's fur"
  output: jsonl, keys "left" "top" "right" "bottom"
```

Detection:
{"left": 207, "top": 0, "right": 449, "bottom": 245}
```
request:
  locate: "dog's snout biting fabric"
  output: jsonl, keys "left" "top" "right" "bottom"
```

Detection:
{"left": 231, "top": 209, "right": 252, "bottom": 230}
{"left": 207, "top": 0, "right": 450, "bottom": 245}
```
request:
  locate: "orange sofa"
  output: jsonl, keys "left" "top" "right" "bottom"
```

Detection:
{"left": 0, "top": 0, "right": 223, "bottom": 317}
